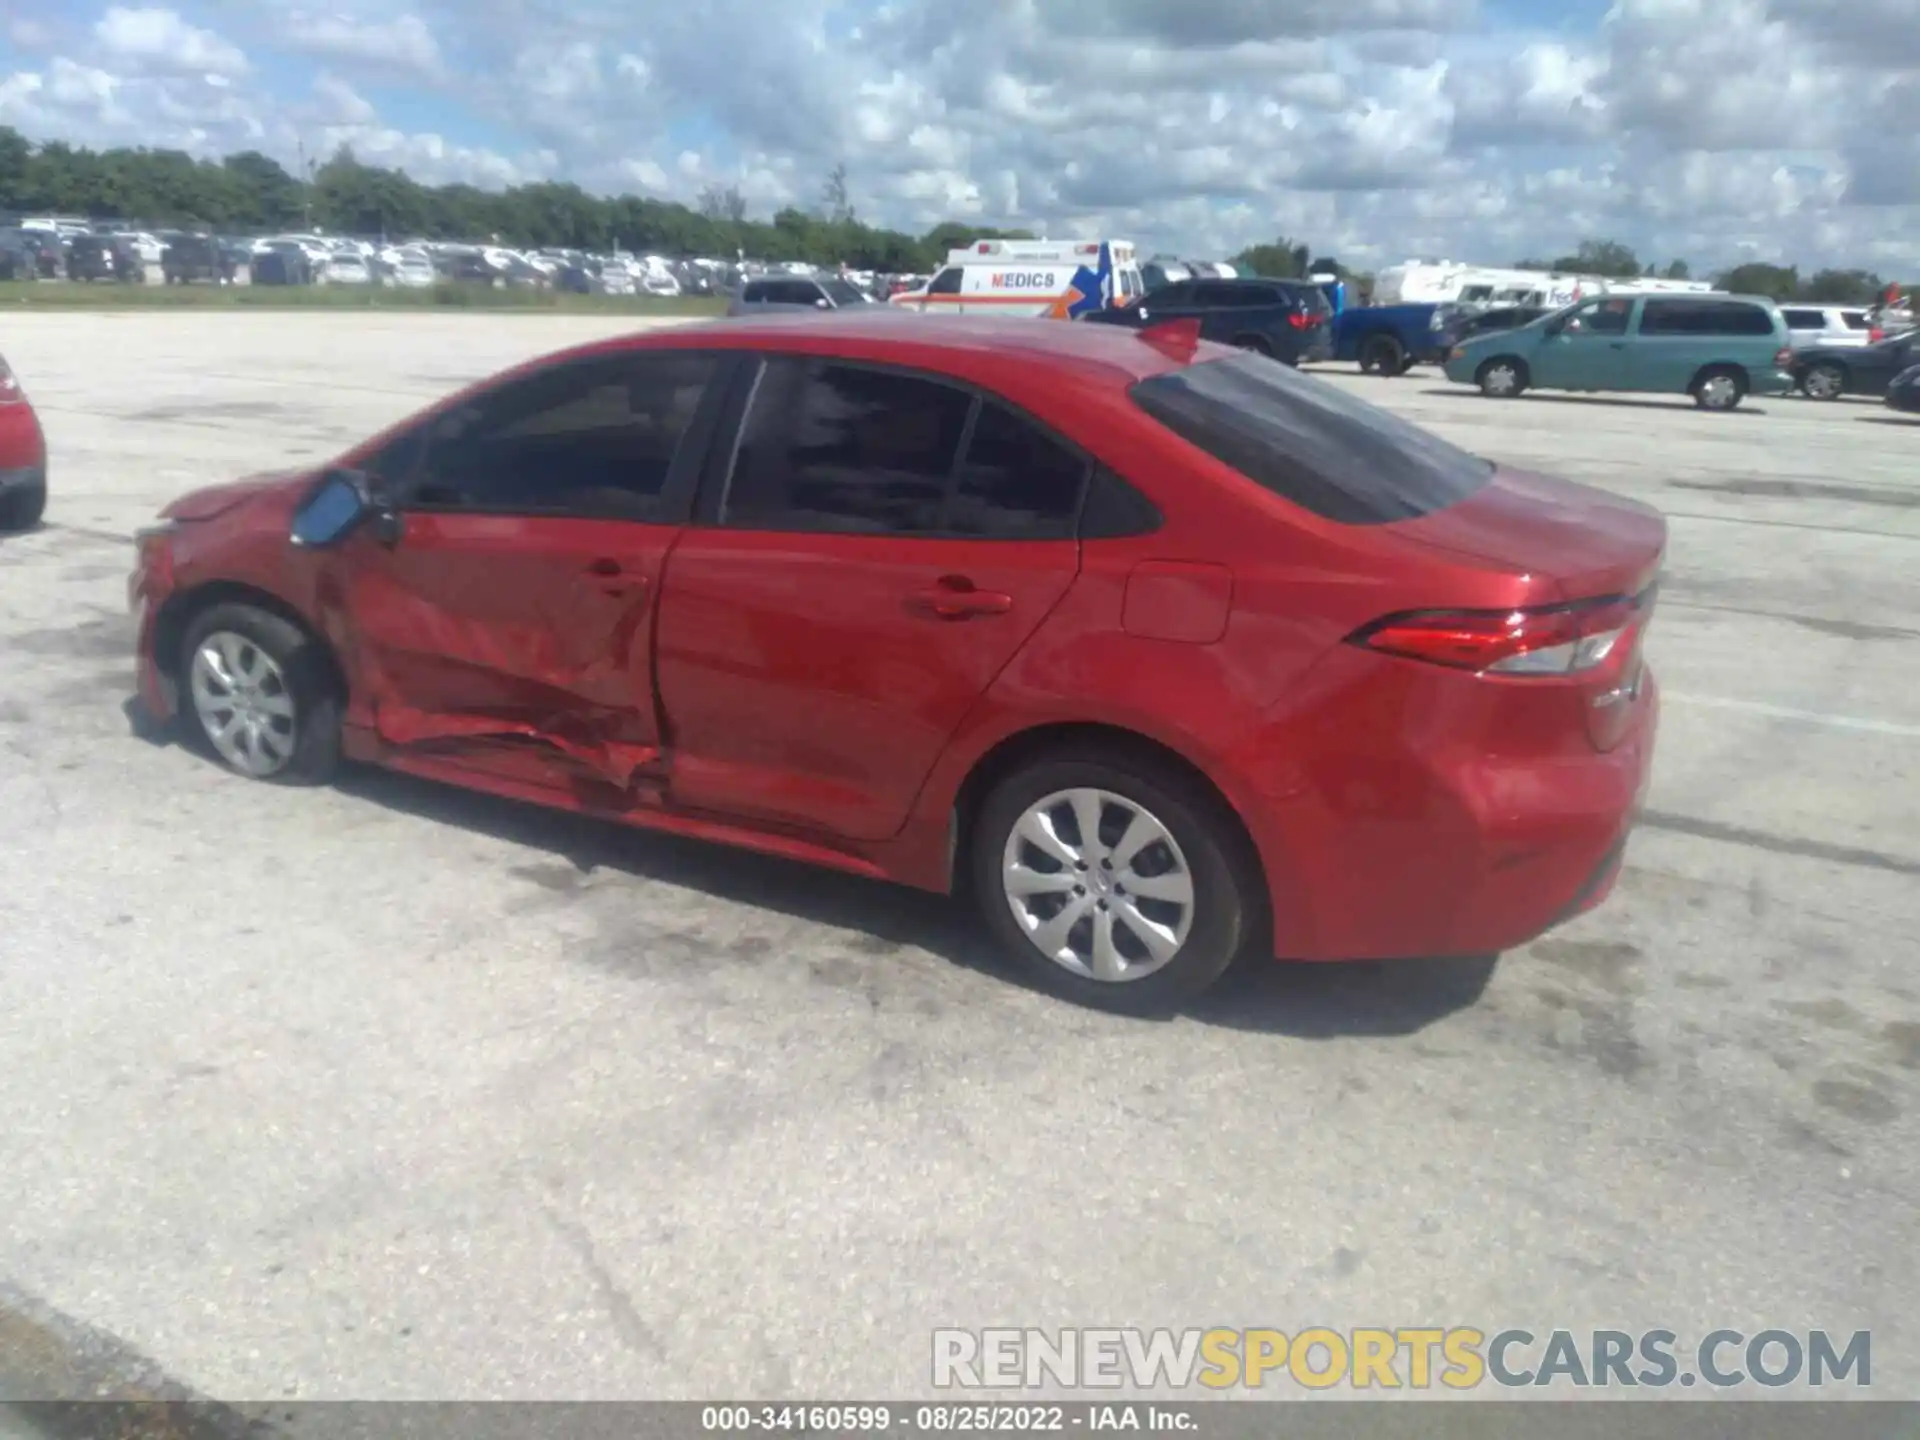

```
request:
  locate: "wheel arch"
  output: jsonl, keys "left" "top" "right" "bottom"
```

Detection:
{"left": 946, "top": 720, "right": 1271, "bottom": 935}
{"left": 153, "top": 579, "right": 347, "bottom": 701}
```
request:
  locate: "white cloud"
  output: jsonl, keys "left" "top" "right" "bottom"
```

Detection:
{"left": 0, "top": 0, "right": 1915, "bottom": 273}
{"left": 92, "top": 7, "right": 248, "bottom": 77}
{"left": 281, "top": 11, "right": 444, "bottom": 82}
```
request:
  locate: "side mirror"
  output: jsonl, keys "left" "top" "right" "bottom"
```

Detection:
{"left": 816, "top": 297, "right": 832, "bottom": 309}
{"left": 290, "top": 467, "right": 396, "bottom": 549}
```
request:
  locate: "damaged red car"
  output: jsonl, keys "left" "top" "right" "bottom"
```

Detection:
{"left": 130, "top": 313, "right": 1663, "bottom": 1012}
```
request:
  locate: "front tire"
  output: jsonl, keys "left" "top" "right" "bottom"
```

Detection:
{"left": 179, "top": 603, "right": 341, "bottom": 784}
{"left": 970, "top": 749, "right": 1259, "bottom": 1014}
{"left": 1475, "top": 356, "right": 1528, "bottom": 398}
{"left": 0, "top": 476, "right": 46, "bottom": 530}
{"left": 1800, "top": 362, "right": 1846, "bottom": 400}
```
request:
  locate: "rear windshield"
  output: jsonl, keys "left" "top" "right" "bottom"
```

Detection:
{"left": 1129, "top": 353, "right": 1495, "bottom": 525}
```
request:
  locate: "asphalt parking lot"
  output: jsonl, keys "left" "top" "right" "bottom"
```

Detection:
{"left": 1, "top": 312, "right": 1916, "bottom": 1402}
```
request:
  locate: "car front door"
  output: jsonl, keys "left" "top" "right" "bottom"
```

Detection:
{"left": 328, "top": 348, "right": 730, "bottom": 790}
{"left": 653, "top": 356, "right": 1086, "bottom": 841}
{"left": 1533, "top": 296, "right": 1636, "bottom": 390}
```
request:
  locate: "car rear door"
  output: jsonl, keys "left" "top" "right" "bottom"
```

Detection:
{"left": 329, "top": 348, "right": 733, "bottom": 789}
{"left": 653, "top": 356, "right": 1086, "bottom": 841}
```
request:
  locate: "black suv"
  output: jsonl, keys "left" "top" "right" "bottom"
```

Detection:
{"left": 727, "top": 275, "right": 877, "bottom": 314}
{"left": 66, "top": 233, "right": 146, "bottom": 282}
{"left": 1081, "top": 277, "right": 1334, "bottom": 365}
{"left": 162, "top": 233, "right": 236, "bottom": 284}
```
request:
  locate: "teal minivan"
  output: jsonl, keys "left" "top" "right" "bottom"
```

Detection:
{"left": 1443, "top": 292, "right": 1796, "bottom": 411}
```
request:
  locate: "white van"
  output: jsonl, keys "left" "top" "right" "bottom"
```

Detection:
{"left": 891, "top": 239, "right": 1143, "bottom": 319}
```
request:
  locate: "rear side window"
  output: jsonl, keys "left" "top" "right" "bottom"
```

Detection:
{"left": 720, "top": 360, "right": 1093, "bottom": 538}
{"left": 723, "top": 360, "right": 974, "bottom": 533}
{"left": 1641, "top": 299, "right": 1775, "bottom": 336}
{"left": 1129, "top": 353, "right": 1494, "bottom": 525}
{"left": 1843, "top": 312, "right": 1870, "bottom": 330}
{"left": 947, "top": 402, "right": 1087, "bottom": 538}
{"left": 1191, "top": 282, "right": 1251, "bottom": 308}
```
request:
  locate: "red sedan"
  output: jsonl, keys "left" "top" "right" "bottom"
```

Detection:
{"left": 129, "top": 314, "right": 1663, "bottom": 1011}
{"left": 0, "top": 349, "right": 47, "bottom": 530}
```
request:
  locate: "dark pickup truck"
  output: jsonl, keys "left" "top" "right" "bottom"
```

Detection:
{"left": 1081, "top": 277, "right": 1333, "bottom": 365}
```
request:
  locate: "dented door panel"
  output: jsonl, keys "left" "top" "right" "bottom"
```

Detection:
{"left": 337, "top": 511, "right": 675, "bottom": 787}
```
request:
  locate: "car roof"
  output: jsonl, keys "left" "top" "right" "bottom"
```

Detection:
{"left": 607, "top": 312, "right": 1199, "bottom": 388}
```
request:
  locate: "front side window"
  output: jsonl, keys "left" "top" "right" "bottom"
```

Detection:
{"left": 400, "top": 351, "right": 720, "bottom": 519}
{"left": 1781, "top": 309, "right": 1822, "bottom": 330}
{"left": 1570, "top": 297, "right": 1633, "bottom": 335}
{"left": 722, "top": 360, "right": 974, "bottom": 533}
{"left": 926, "top": 268, "right": 962, "bottom": 295}
{"left": 1130, "top": 352, "right": 1494, "bottom": 525}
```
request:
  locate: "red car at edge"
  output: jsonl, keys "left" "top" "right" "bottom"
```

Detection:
{"left": 0, "top": 349, "right": 48, "bottom": 530}
{"left": 129, "top": 313, "right": 1663, "bottom": 1012}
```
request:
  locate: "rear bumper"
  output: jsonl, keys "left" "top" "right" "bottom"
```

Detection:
{"left": 1241, "top": 664, "right": 1660, "bottom": 963}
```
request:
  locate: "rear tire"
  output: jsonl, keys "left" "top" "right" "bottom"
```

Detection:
{"left": 1691, "top": 365, "right": 1748, "bottom": 411}
{"left": 0, "top": 476, "right": 46, "bottom": 531}
{"left": 178, "top": 602, "right": 342, "bottom": 785}
{"left": 970, "top": 747, "right": 1261, "bottom": 1015}
{"left": 1359, "top": 335, "right": 1405, "bottom": 376}
{"left": 1475, "top": 356, "right": 1528, "bottom": 398}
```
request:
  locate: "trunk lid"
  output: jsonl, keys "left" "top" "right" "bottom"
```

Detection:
{"left": 1402, "top": 465, "right": 1665, "bottom": 602}
{"left": 1399, "top": 466, "right": 1666, "bottom": 752}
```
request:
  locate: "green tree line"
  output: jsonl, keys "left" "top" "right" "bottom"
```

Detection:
{"left": 6, "top": 126, "right": 1909, "bottom": 298}
{"left": 0, "top": 127, "right": 1035, "bottom": 271}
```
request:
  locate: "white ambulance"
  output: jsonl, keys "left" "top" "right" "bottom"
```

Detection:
{"left": 890, "top": 239, "right": 1144, "bottom": 319}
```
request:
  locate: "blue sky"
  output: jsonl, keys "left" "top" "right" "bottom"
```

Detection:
{"left": 3, "top": 0, "right": 1917, "bottom": 271}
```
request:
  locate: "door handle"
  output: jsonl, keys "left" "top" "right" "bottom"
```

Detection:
{"left": 1609, "top": 341, "right": 1626, "bottom": 349}
{"left": 909, "top": 578, "right": 1012, "bottom": 620}
{"left": 586, "top": 558, "right": 648, "bottom": 596}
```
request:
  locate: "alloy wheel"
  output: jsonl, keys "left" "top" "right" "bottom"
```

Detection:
{"left": 1000, "top": 787, "right": 1196, "bottom": 983}
{"left": 1698, "top": 374, "right": 1740, "bottom": 409}
{"left": 1803, "top": 366, "right": 1842, "bottom": 400}
{"left": 1482, "top": 362, "right": 1519, "bottom": 396}
{"left": 189, "top": 630, "right": 298, "bottom": 778}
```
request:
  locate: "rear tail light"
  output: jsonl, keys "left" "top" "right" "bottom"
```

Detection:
{"left": 1348, "top": 593, "right": 1648, "bottom": 676}
{"left": 1288, "top": 312, "right": 1313, "bottom": 330}
{"left": 1773, "top": 348, "right": 1794, "bottom": 368}
{"left": 0, "top": 355, "right": 22, "bottom": 404}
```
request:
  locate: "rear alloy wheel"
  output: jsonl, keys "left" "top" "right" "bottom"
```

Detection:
{"left": 1360, "top": 335, "right": 1405, "bottom": 376}
{"left": 1800, "top": 362, "right": 1845, "bottom": 400}
{"left": 972, "top": 752, "right": 1257, "bottom": 1014}
{"left": 1476, "top": 357, "right": 1527, "bottom": 399}
{"left": 180, "top": 603, "right": 342, "bottom": 784}
{"left": 1692, "top": 366, "right": 1748, "bottom": 412}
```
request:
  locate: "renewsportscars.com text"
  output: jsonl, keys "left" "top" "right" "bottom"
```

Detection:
{"left": 931, "top": 1327, "right": 1871, "bottom": 1391}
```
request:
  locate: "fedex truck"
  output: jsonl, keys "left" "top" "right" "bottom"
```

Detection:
{"left": 890, "top": 239, "right": 1143, "bottom": 319}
